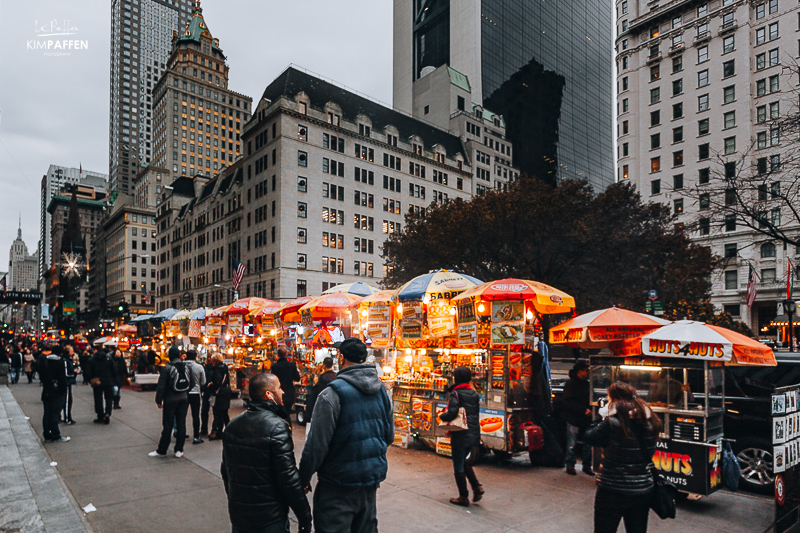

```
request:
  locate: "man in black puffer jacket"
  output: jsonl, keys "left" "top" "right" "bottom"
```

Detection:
{"left": 222, "top": 372, "right": 311, "bottom": 533}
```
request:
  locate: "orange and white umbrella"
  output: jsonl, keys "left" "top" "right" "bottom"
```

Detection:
{"left": 550, "top": 307, "right": 670, "bottom": 348}
{"left": 116, "top": 324, "right": 138, "bottom": 335}
{"left": 299, "top": 293, "right": 363, "bottom": 321}
{"left": 641, "top": 320, "right": 776, "bottom": 366}
{"left": 279, "top": 296, "right": 315, "bottom": 323}
{"left": 225, "top": 297, "right": 279, "bottom": 316}
{"left": 453, "top": 278, "right": 575, "bottom": 315}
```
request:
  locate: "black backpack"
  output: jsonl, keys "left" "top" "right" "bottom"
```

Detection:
{"left": 170, "top": 362, "right": 192, "bottom": 393}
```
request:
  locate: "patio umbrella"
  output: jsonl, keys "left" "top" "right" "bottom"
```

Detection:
{"left": 323, "top": 282, "right": 380, "bottom": 297}
{"left": 94, "top": 336, "right": 109, "bottom": 345}
{"left": 226, "top": 297, "right": 280, "bottom": 316}
{"left": 171, "top": 309, "right": 193, "bottom": 321}
{"left": 116, "top": 324, "right": 138, "bottom": 335}
{"left": 359, "top": 289, "right": 399, "bottom": 306}
{"left": 189, "top": 307, "right": 213, "bottom": 320}
{"left": 279, "top": 296, "right": 314, "bottom": 322}
{"left": 152, "top": 308, "right": 178, "bottom": 320}
{"left": 452, "top": 278, "right": 575, "bottom": 315}
{"left": 206, "top": 305, "right": 230, "bottom": 318}
{"left": 130, "top": 314, "right": 151, "bottom": 323}
{"left": 641, "top": 320, "right": 776, "bottom": 366}
{"left": 397, "top": 269, "right": 483, "bottom": 302}
{"left": 299, "top": 293, "right": 363, "bottom": 321}
{"left": 549, "top": 307, "right": 671, "bottom": 348}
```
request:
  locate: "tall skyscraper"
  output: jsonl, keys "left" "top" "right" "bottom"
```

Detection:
{"left": 39, "top": 165, "right": 107, "bottom": 281}
{"left": 393, "top": 0, "right": 614, "bottom": 190}
{"left": 109, "top": 0, "right": 193, "bottom": 194}
{"left": 9, "top": 220, "right": 38, "bottom": 292}
{"left": 152, "top": 3, "right": 252, "bottom": 177}
{"left": 616, "top": 0, "right": 800, "bottom": 333}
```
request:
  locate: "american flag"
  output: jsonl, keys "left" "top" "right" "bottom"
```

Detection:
{"left": 232, "top": 258, "right": 247, "bottom": 291}
{"left": 746, "top": 266, "right": 758, "bottom": 308}
{"left": 0, "top": 274, "right": 6, "bottom": 295}
{"left": 788, "top": 260, "right": 794, "bottom": 300}
{"left": 141, "top": 283, "right": 152, "bottom": 305}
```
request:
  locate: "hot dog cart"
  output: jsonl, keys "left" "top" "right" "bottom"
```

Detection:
{"left": 588, "top": 319, "right": 777, "bottom": 496}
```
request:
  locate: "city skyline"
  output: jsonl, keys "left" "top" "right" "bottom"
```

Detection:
{"left": 0, "top": 0, "right": 393, "bottom": 261}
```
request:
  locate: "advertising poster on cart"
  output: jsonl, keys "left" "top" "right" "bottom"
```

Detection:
{"left": 491, "top": 302, "right": 524, "bottom": 344}
{"left": 479, "top": 408, "right": 505, "bottom": 438}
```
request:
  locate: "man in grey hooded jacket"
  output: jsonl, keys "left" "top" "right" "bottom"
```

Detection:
{"left": 299, "top": 338, "right": 393, "bottom": 533}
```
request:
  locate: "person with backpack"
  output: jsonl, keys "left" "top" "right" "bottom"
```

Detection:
{"left": 438, "top": 366, "right": 484, "bottom": 506}
{"left": 207, "top": 354, "right": 232, "bottom": 441}
{"left": 150, "top": 346, "right": 192, "bottom": 458}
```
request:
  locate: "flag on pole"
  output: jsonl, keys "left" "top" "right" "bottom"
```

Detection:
{"left": 141, "top": 283, "right": 152, "bottom": 305}
{"left": 789, "top": 260, "right": 795, "bottom": 299}
{"left": 746, "top": 266, "right": 758, "bottom": 308}
{"left": 232, "top": 258, "right": 246, "bottom": 292}
{"left": 0, "top": 274, "right": 6, "bottom": 296}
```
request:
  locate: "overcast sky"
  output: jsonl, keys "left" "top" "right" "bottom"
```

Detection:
{"left": 0, "top": 0, "right": 393, "bottom": 271}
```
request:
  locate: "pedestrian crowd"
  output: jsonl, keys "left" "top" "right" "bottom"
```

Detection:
{"left": 5, "top": 335, "right": 666, "bottom": 533}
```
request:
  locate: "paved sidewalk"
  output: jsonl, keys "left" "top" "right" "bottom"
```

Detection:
{"left": 0, "top": 385, "right": 90, "bottom": 533}
{"left": 8, "top": 380, "right": 774, "bottom": 533}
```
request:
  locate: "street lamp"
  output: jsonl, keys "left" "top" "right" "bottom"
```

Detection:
{"left": 214, "top": 283, "right": 238, "bottom": 304}
{"left": 784, "top": 299, "right": 797, "bottom": 351}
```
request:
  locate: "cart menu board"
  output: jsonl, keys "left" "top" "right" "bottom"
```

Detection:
{"left": 490, "top": 351, "right": 505, "bottom": 389}
{"left": 457, "top": 324, "right": 477, "bottom": 346}
{"left": 165, "top": 320, "right": 181, "bottom": 337}
{"left": 228, "top": 315, "right": 243, "bottom": 336}
{"left": 206, "top": 317, "right": 223, "bottom": 338}
{"left": 401, "top": 303, "right": 424, "bottom": 339}
{"left": 188, "top": 320, "right": 203, "bottom": 338}
{"left": 411, "top": 397, "right": 434, "bottom": 435}
{"left": 491, "top": 302, "right": 524, "bottom": 345}
{"left": 427, "top": 304, "right": 456, "bottom": 338}
{"left": 478, "top": 408, "right": 505, "bottom": 438}
{"left": 773, "top": 385, "right": 800, "bottom": 533}
{"left": 652, "top": 439, "right": 721, "bottom": 495}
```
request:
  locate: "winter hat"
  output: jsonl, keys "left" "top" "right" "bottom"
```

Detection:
{"left": 335, "top": 337, "right": 368, "bottom": 363}
{"left": 168, "top": 346, "right": 182, "bottom": 361}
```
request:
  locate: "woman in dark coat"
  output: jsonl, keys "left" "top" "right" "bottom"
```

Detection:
{"left": 439, "top": 366, "right": 484, "bottom": 506}
{"left": 112, "top": 349, "right": 127, "bottom": 409}
{"left": 208, "top": 354, "right": 232, "bottom": 440}
{"left": 584, "top": 382, "right": 662, "bottom": 533}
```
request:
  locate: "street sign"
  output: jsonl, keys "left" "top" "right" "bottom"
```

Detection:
{"left": 648, "top": 289, "right": 658, "bottom": 301}
{"left": 41, "top": 304, "right": 49, "bottom": 320}
{"left": 645, "top": 301, "right": 653, "bottom": 312}
{"left": 63, "top": 301, "right": 76, "bottom": 316}
{"left": 182, "top": 292, "right": 192, "bottom": 307}
{"left": 654, "top": 301, "right": 664, "bottom": 316}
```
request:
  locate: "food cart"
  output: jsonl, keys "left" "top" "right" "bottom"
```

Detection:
{"left": 446, "top": 278, "right": 576, "bottom": 459}
{"left": 563, "top": 318, "right": 777, "bottom": 496}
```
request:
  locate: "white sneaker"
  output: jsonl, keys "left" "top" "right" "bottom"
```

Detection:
{"left": 174, "top": 451, "right": 184, "bottom": 458}
{"left": 148, "top": 450, "right": 166, "bottom": 458}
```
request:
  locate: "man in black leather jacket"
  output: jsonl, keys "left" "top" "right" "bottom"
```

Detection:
{"left": 222, "top": 372, "right": 311, "bottom": 533}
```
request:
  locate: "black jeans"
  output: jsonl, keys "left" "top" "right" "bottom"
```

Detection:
{"left": 313, "top": 480, "right": 377, "bottom": 533}
{"left": 158, "top": 398, "right": 189, "bottom": 454}
{"left": 212, "top": 404, "right": 230, "bottom": 434}
{"left": 63, "top": 385, "right": 74, "bottom": 422}
{"left": 93, "top": 386, "right": 114, "bottom": 418}
{"left": 200, "top": 392, "right": 212, "bottom": 434}
{"left": 594, "top": 487, "right": 650, "bottom": 533}
{"left": 188, "top": 393, "right": 201, "bottom": 438}
{"left": 42, "top": 394, "right": 66, "bottom": 440}
{"left": 232, "top": 520, "right": 289, "bottom": 533}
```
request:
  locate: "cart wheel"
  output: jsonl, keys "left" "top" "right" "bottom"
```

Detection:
{"left": 493, "top": 449, "right": 514, "bottom": 461}
{"left": 295, "top": 409, "right": 307, "bottom": 426}
{"left": 465, "top": 445, "right": 484, "bottom": 465}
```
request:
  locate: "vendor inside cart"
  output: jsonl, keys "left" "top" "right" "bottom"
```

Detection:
{"left": 648, "top": 368, "right": 694, "bottom": 407}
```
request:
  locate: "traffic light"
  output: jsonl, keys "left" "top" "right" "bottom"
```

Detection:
{"left": 118, "top": 299, "right": 124, "bottom": 312}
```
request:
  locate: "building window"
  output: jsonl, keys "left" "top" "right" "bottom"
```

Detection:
{"left": 724, "top": 304, "right": 741, "bottom": 317}
{"left": 761, "top": 242, "right": 777, "bottom": 258}
{"left": 725, "top": 214, "right": 736, "bottom": 232}
{"left": 722, "top": 60, "right": 735, "bottom": 78}
{"left": 698, "top": 46, "right": 709, "bottom": 63}
{"left": 724, "top": 243, "right": 738, "bottom": 258}
{"left": 724, "top": 270, "right": 738, "bottom": 290}
{"left": 297, "top": 176, "right": 307, "bottom": 192}
{"left": 650, "top": 65, "right": 660, "bottom": 81}
{"left": 297, "top": 202, "right": 307, "bottom": 218}
{"left": 672, "top": 55, "right": 683, "bottom": 73}
{"left": 698, "top": 70, "right": 709, "bottom": 88}
{"left": 697, "top": 3, "right": 708, "bottom": 17}
{"left": 722, "top": 35, "right": 735, "bottom": 54}
{"left": 297, "top": 227, "right": 307, "bottom": 244}
{"left": 673, "top": 151, "right": 684, "bottom": 167}
{"left": 651, "top": 157, "right": 661, "bottom": 173}
{"left": 698, "top": 118, "right": 710, "bottom": 136}
{"left": 698, "top": 94, "right": 709, "bottom": 112}
{"left": 651, "top": 134, "right": 661, "bottom": 150}
{"left": 699, "top": 143, "right": 710, "bottom": 160}
{"left": 673, "top": 126, "right": 684, "bottom": 143}
{"left": 699, "top": 193, "right": 710, "bottom": 209}
{"left": 297, "top": 125, "right": 308, "bottom": 142}
{"left": 673, "top": 102, "right": 683, "bottom": 119}
{"left": 723, "top": 111, "right": 736, "bottom": 129}
{"left": 699, "top": 168, "right": 710, "bottom": 184}
{"left": 762, "top": 268, "right": 777, "bottom": 283}
{"left": 651, "top": 110, "right": 660, "bottom": 126}
{"left": 297, "top": 280, "right": 307, "bottom": 297}
{"left": 674, "top": 198, "right": 684, "bottom": 215}
{"left": 651, "top": 179, "right": 661, "bottom": 195}
{"left": 673, "top": 174, "right": 684, "bottom": 189}
{"left": 672, "top": 79, "right": 683, "bottom": 96}
{"left": 723, "top": 85, "right": 735, "bottom": 104}
{"left": 297, "top": 151, "right": 308, "bottom": 167}
{"left": 650, "top": 87, "right": 660, "bottom": 104}
{"left": 699, "top": 218, "right": 710, "bottom": 235}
